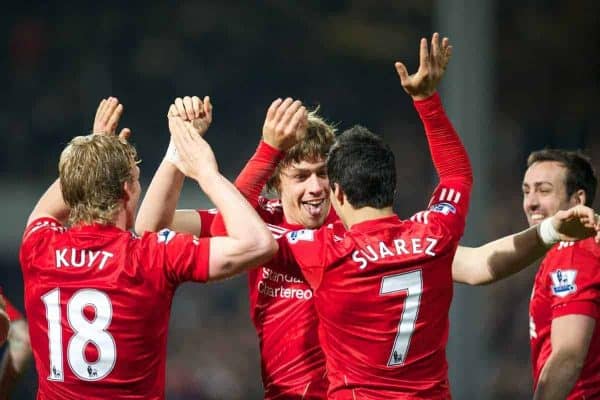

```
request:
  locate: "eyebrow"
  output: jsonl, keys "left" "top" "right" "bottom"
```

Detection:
{"left": 522, "top": 181, "right": 554, "bottom": 188}
{"left": 288, "top": 164, "right": 327, "bottom": 173}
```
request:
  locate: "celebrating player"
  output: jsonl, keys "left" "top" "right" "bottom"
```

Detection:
{"left": 18, "top": 97, "right": 276, "bottom": 399}
{"left": 211, "top": 32, "right": 470, "bottom": 399}
{"left": 136, "top": 96, "right": 336, "bottom": 398}
{"left": 453, "top": 149, "right": 600, "bottom": 399}
{"left": 0, "top": 293, "right": 32, "bottom": 400}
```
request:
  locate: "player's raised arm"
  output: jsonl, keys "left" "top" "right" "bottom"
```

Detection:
{"left": 241, "top": 98, "right": 307, "bottom": 206}
{"left": 453, "top": 205, "right": 600, "bottom": 285}
{"left": 168, "top": 116, "right": 277, "bottom": 280}
{"left": 398, "top": 33, "right": 472, "bottom": 236}
{"left": 210, "top": 98, "right": 307, "bottom": 236}
{"left": 135, "top": 96, "right": 212, "bottom": 236}
{"left": 26, "top": 97, "right": 131, "bottom": 227}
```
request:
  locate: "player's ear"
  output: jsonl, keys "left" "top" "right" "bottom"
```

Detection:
{"left": 332, "top": 183, "right": 344, "bottom": 206}
{"left": 571, "top": 189, "right": 586, "bottom": 206}
{"left": 122, "top": 181, "right": 133, "bottom": 202}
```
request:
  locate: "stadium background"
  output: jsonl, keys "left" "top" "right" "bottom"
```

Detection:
{"left": 0, "top": 1, "right": 598, "bottom": 398}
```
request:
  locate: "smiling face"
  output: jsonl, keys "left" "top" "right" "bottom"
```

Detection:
{"left": 278, "top": 158, "right": 330, "bottom": 229}
{"left": 522, "top": 161, "right": 577, "bottom": 226}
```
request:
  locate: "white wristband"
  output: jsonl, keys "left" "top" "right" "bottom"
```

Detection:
{"left": 164, "top": 140, "right": 180, "bottom": 164}
{"left": 537, "top": 217, "right": 561, "bottom": 247}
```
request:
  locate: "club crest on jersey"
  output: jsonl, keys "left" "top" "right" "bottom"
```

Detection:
{"left": 157, "top": 229, "right": 176, "bottom": 244}
{"left": 550, "top": 269, "right": 577, "bottom": 297}
{"left": 286, "top": 229, "right": 314, "bottom": 244}
{"left": 429, "top": 202, "right": 456, "bottom": 215}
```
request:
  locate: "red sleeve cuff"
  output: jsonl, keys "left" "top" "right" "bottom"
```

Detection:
{"left": 256, "top": 140, "right": 286, "bottom": 162}
{"left": 412, "top": 92, "right": 442, "bottom": 116}
{"left": 197, "top": 209, "right": 218, "bottom": 238}
{"left": 552, "top": 300, "right": 599, "bottom": 319}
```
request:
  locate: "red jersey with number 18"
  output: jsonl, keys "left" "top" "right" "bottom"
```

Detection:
{"left": 273, "top": 176, "right": 471, "bottom": 399}
{"left": 529, "top": 238, "right": 600, "bottom": 399}
{"left": 19, "top": 217, "right": 210, "bottom": 400}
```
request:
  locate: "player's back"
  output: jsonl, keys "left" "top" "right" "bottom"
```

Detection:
{"left": 315, "top": 216, "right": 457, "bottom": 399}
{"left": 20, "top": 218, "right": 208, "bottom": 400}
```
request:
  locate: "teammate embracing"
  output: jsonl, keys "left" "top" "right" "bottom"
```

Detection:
{"left": 136, "top": 96, "right": 336, "bottom": 398}
{"left": 19, "top": 97, "right": 276, "bottom": 399}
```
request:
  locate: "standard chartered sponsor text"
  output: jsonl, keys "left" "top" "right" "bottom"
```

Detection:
{"left": 259, "top": 267, "right": 313, "bottom": 299}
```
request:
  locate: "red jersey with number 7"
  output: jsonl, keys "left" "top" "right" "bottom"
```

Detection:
{"left": 273, "top": 177, "right": 471, "bottom": 399}
{"left": 19, "top": 217, "right": 210, "bottom": 400}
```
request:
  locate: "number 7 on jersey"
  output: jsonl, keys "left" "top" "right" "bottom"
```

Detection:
{"left": 380, "top": 270, "right": 423, "bottom": 366}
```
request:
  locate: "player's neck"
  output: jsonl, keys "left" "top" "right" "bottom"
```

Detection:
{"left": 342, "top": 206, "right": 394, "bottom": 229}
{"left": 113, "top": 210, "right": 129, "bottom": 231}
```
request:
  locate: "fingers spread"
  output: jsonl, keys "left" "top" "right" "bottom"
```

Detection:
{"left": 287, "top": 106, "right": 307, "bottom": 136}
{"left": 277, "top": 100, "right": 302, "bottom": 133}
{"left": 394, "top": 62, "right": 409, "bottom": 83}
{"left": 266, "top": 98, "right": 283, "bottom": 122}
{"left": 274, "top": 97, "right": 294, "bottom": 124}
{"left": 418, "top": 38, "right": 430, "bottom": 75}
{"left": 431, "top": 32, "right": 440, "bottom": 66}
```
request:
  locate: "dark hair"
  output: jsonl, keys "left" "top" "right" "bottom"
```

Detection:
{"left": 327, "top": 125, "right": 395, "bottom": 209}
{"left": 527, "top": 149, "right": 597, "bottom": 206}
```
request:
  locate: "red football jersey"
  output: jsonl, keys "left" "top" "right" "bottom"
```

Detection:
{"left": 274, "top": 178, "right": 471, "bottom": 399}
{"left": 19, "top": 217, "right": 210, "bottom": 400}
{"left": 529, "top": 238, "right": 600, "bottom": 398}
{"left": 200, "top": 198, "right": 337, "bottom": 399}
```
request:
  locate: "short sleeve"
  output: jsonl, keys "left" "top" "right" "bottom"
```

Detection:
{"left": 20, "top": 217, "right": 65, "bottom": 268}
{"left": 411, "top": 178, "right": 471, "bottom": 241}
{"left": 275, "top": 227, "right": 327, "bottom": 290}
{"left": 143, "top": 229, "right": 211, "bottom": 286}
{"left": 547, "top": 247, "right": 600, "bottom": 320}
{"left": 197, "top": 208, "right": 218, "bottom": 237}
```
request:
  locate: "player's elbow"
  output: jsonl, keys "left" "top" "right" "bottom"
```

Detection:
{"left": 252, "top": 233, "right": 278, "bottom": 264}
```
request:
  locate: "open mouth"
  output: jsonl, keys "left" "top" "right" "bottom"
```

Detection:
{"left": 302, "top": 199, "right": 326, "bottom": 217}
{"left": 529, "top": 213, "right": 546, "bottom": 223}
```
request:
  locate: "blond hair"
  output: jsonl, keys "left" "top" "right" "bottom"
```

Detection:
{"left": 267, "top": 109, "right": 336, "bottom": 193}
{"left": 59, "top": 134, "right": 138, "bottom": 225}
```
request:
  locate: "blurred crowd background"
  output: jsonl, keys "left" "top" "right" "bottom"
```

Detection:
{"left": 1, "top": 1, "right": 598, "bottom": 399}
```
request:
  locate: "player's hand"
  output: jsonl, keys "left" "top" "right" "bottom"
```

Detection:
{"left": 168, "top": 96, "right": 213, "bottom": 137}
{"left": 93, "top": 97, "right": 131, "bottom": 140}
{"left": 168, "top": 116, "right": 218, "bottom": 181}
{"left": 394, "top": 32, "right": 452, "bottom": 101}
{"left": 262, "top": 97, "right": 307, "bottom": 151}
{"left": 551, "top": 205, "right": 600, "bottom": 243}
